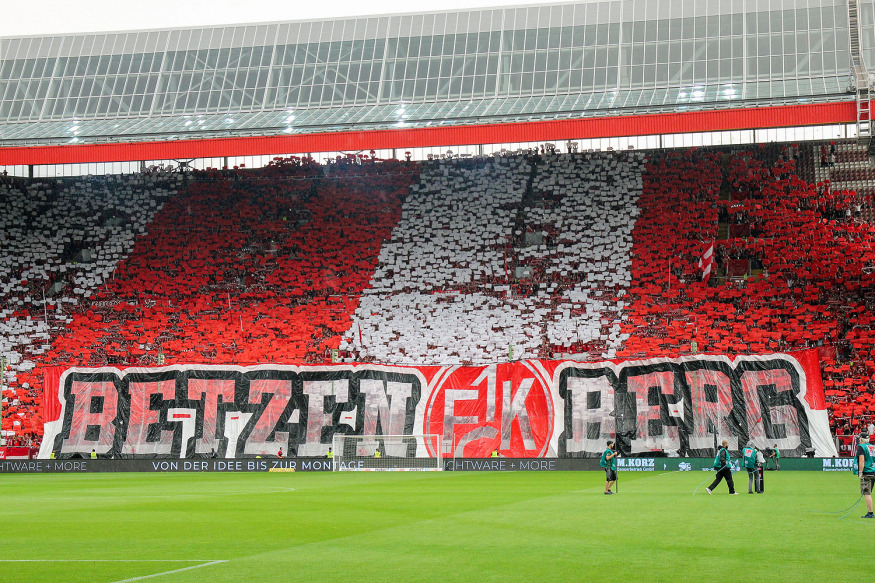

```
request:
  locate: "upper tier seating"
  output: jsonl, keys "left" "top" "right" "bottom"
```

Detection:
{"left": 3, "top": 143, "right": 875, "bottom": 444}
{"left": 350, "top": 154, "right": 544, "bottom": 363}
{"left": 344, "top": 150, "right": 645, "bottom": 364}
{"left": 614, "top": 143, "right": 875, "bottom": 430}
{"left": 0, "top": 170, "right": 181, "bottom": 438}
{"left": 1, "top": 157, "right": 417, "bottom": 440}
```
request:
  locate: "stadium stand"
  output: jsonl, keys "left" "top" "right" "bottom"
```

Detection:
{"left": 613, "top": 142, "right": 875, "bottom": 437}
{"left": 0, "top": 169, "right": 182, "bottom": 440}
{"left": 0, "top": 155, "right": 417, "bottom": 441}
{"left": 4, "top": 142, "right": 875, "bottom": 447}
{"left": 346, "top": 149, "right": 644, "bottom": 364}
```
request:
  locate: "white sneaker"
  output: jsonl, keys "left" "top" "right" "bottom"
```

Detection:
{"left": 706, "top": 488, "right": 712, "bottom": 495}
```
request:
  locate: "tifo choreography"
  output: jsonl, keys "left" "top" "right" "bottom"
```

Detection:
{"left": 39, "top": 351, "right": 835, "bottom": 459}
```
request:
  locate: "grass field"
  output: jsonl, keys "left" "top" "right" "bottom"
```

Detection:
{"left": 0, "top": 469, "right": 867, "bottom": 582}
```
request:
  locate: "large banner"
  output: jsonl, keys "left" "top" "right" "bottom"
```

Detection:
{"left": 38, "top": 350, "right": 837, "bottom": 459}
{"left": 0, "top": 457, "right": 854, "bottom": 473}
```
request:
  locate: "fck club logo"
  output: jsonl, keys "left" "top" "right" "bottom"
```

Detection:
{"left": 424, "top": 363, "right": 554, "bottom": 458}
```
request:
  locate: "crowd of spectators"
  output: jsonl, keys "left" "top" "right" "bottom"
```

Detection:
{"left": 614, "top": 142, "right": 875, "bottom": 435}
{"left": 3, "top": 141, "right": 875, "bottom": 448}
{"left": 1, "top": 155, "right": 418, "bottom": 445}
{"left": 0, "top": 169, "right": 181, "bottom": 441}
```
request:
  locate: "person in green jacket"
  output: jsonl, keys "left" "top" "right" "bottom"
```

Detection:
{"left": 600, "top": 440, "right": 619, "bottom": 495}
{"left": 706, "top": 440, "right": 738, "bottom": 495}
{"left": 856, "top": 434, "right": 875, "bottom": 518}
{"left": 741, "top": 443, "right": 758, "bottom": 494}
{"left": 768, "top": 444, "right": 780, "bottom": 470}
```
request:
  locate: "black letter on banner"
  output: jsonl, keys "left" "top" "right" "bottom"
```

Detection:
{"left": 238, "top": 370, "right": 301, "bottom": 458}
{"left": 557, "top": 367, "right": 618, "bottom": 457}
{"left": 736, "top": 359, "right": 810, "bottom": 456}
{"left": 119, "top": 369, "right": 181, "bottom": 458}
{"left": 55, "top": 372, "right": 123, "bottom": 458}
{"left": 182, "top": 369, "right": 241, "bottom": 458}
{"left": 298, "top": 370, "right": 351, "bottom": 457}
{"left": 621, "top": 363, "right": 687, "bottom": 456}
{"left": 682, "top": 361, "right": 743, "bottom": 455}
{"left": 344, "top": 370, "right": 421, "bottom": 457}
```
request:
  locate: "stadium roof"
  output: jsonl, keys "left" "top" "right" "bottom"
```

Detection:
{"left": 0, "top": 0, "right": 871, "bottom": 162}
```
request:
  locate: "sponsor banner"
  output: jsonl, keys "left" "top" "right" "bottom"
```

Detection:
{"left": 819, "top": 457, "right": 856, "bottom": 472}
{"left": 38, "top": 350, "right": 837, "bottom": 460}
{"left": 445, "top": 459, "right": 574, "bottom": 472}
{"left": 0, "top": 457, "right": 855, "bottom": 473}
{"left": 444, "top": 457, "right": 848, "bottom": 473}
{"left": 0, "top": 458, "right": 335, "bottom": 473}
{"left": 617, "top": 457, "right": 656, "bottom": 471}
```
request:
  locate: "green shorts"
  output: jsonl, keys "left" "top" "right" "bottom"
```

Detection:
{"left": 860, "top": 474, "right": 874, "bottom": 496}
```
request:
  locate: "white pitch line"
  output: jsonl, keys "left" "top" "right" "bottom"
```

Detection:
{"left": 108, "top": 560, "right": 228, "bottom": 582}
{"left": 34, "top": 487, "right": 297, "bottom": 501}
{"left": 0, "top": 559, "right": 222, "bottom": 562}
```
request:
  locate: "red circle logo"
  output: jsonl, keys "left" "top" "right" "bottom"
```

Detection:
{"left": 424, "top": 364, "right": 553, "bottom": 458}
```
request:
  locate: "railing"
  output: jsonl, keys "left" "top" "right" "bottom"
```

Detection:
{"left": 848, "top": 0, "right": 873, "bottom": 147}
{"left": 0, "top": 446, "right": 39, "bottom": 459}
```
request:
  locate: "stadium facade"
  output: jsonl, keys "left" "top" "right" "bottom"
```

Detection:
{"left": 0, "top": 0, "right": 873, "bottom": 173}
{"left": 0, "top": 1, "right": 870, "bottom": 457}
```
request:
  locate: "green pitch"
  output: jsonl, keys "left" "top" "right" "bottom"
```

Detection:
{"left": 1, "top": 470, "right": 866, "bottom": 582}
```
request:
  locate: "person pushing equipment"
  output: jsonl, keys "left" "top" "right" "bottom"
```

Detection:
{"left": 856, "top": 433, "right": 875, "bottom": 518}
{"left": 706, "top": 440, "right": 738, "bottom": 495}
{"left": 755, "top": 446, "right": 765, "bottom": 493}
